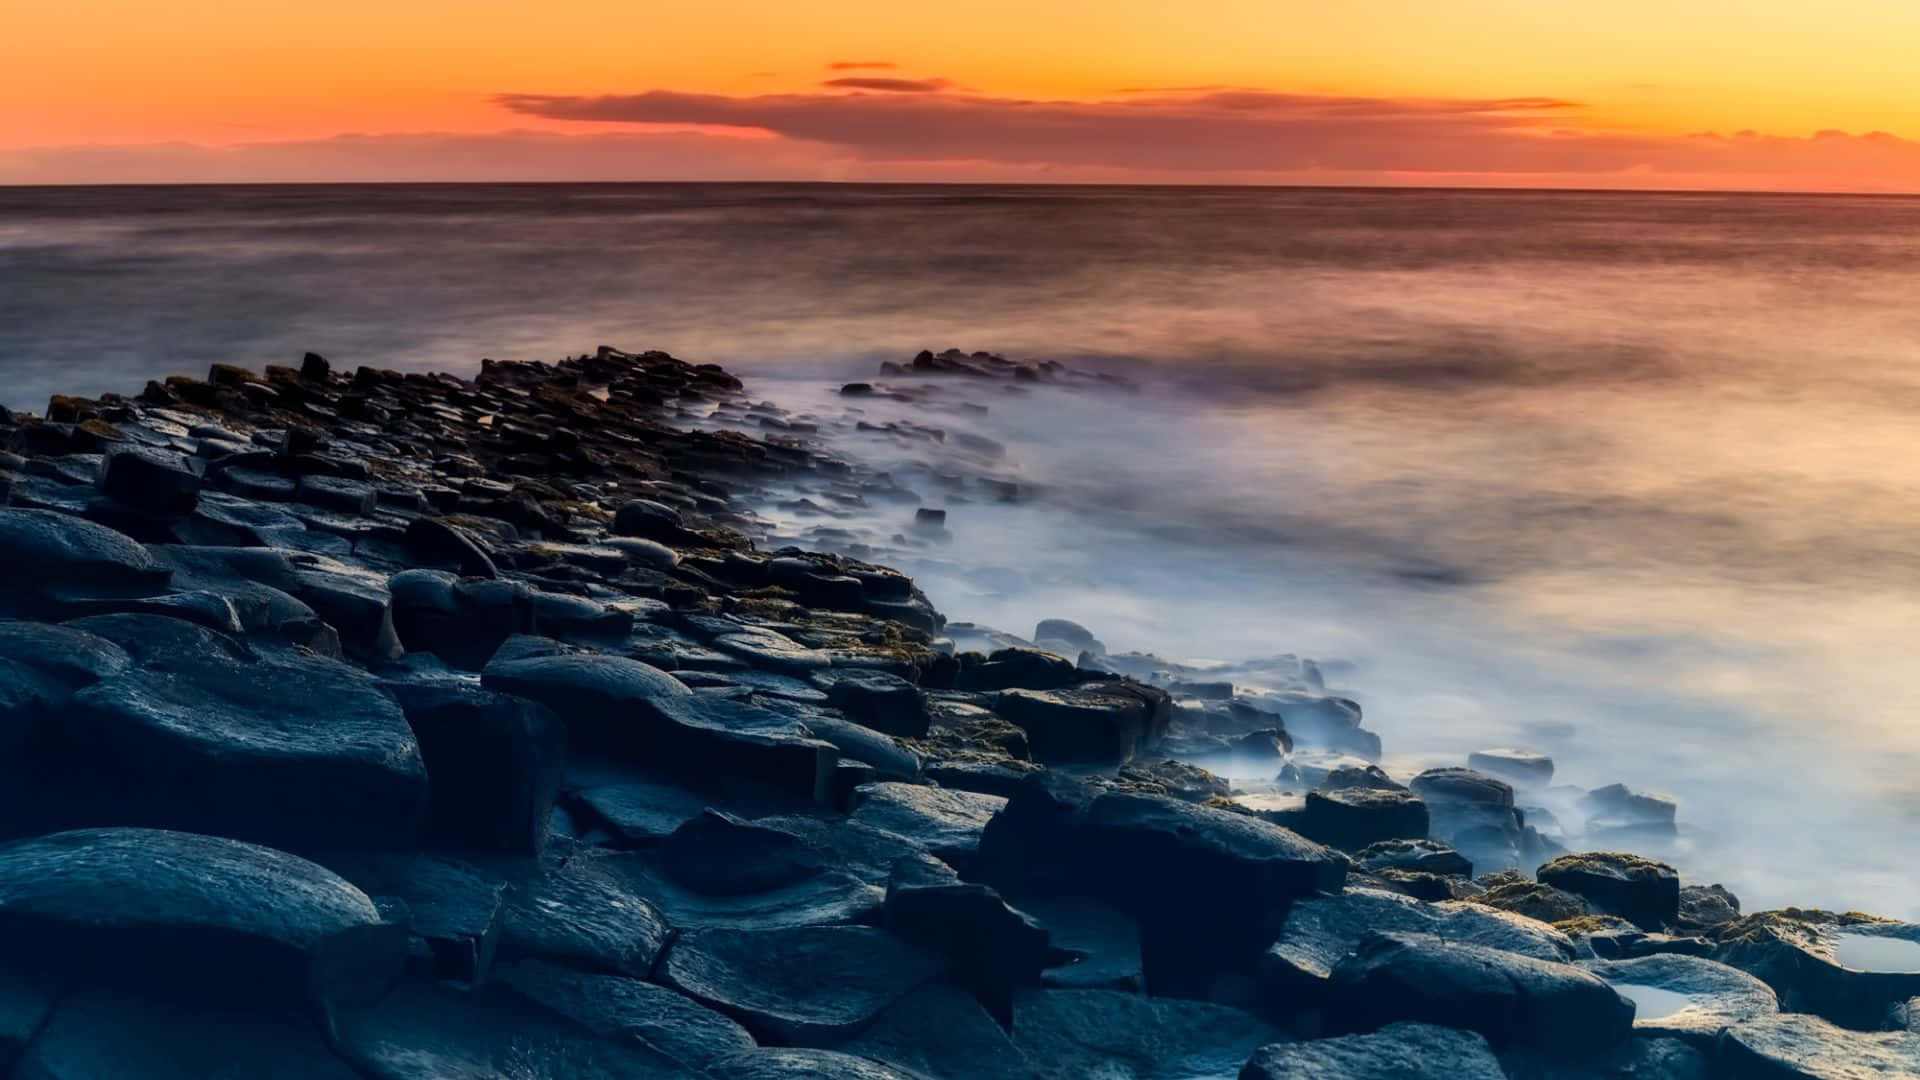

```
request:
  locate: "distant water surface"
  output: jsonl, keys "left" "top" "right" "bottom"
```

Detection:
{"left": 4, "top": 182, "right": 1919, "bottom": 914}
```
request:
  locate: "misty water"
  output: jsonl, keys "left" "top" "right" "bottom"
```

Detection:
{"left": 4, "top": 182, "right": 1919, "bottom": 915}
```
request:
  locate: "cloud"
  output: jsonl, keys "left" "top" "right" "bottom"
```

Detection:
{"left": 820, "top": 77, "right": 952, "bottom": 93}
{"left": 826, "top": 60, "right": 896, "bottom": 70}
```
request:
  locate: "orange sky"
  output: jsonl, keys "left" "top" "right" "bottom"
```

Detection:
{"left": 9, "top": 1, "right": 1920, "bottom": 189}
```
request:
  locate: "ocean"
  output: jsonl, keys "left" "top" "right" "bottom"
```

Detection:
{"left": 4, "top": 182, "right": 1918, "bottom": 915}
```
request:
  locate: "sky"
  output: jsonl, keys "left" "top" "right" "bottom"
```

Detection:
{"left": 8, "top": 0, "right": 1920, "bottom": 190}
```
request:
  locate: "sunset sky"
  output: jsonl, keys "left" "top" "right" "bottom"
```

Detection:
{"left": 9, "top": 0, "right": 1920, "bottom": 190}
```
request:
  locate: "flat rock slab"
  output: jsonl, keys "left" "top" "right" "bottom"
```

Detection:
{"left": 337, "top": 977, "right": 701, "bottom": 1080}
{"left": 67, "top": 646, "right": 429, "bottom": 848}
{"left": 495, "top": 851, "right": 672, "bottom": 977}
{"left": 659, "top": 925, "right": 945, "bottom": 1044}
{"left": 1719, "top": 1013, "right": 1920, "bottom": 1079}
{"left": 1239, "top": 1022, "right": 1505, "bottom": 1080}
{"left": 17, "top": 988, "right": 359, "bottom": 1080}
{"left": 1328, "top": 931, "right": 1634, "bottom": 1058}
{"left": 1009, "top": 988, "right": 1279, "bottom": 1080}
{"left": 1582, "top": 953, "right": 1777, "bottom": 1048}
{"left": 850, "top": 782, "right": 1006, "bottom": 874}
{"left": 0, "top": 828, "right": 403, "bottom": 1012}
{"left": 1261, "top": 888, "right": 1574, "bottom": 1004}
{"left": 497, "top": 959, "right": 756, "bottom": 1071}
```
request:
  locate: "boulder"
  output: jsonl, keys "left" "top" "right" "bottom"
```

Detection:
{"left": 654, "top": 810, "right": 835, "bottom": 896}
{"left": 1327, "top": 931, "right": 1634, "bottom": 1057}
{"left": 612, "top": 498, "right": 689, "bottom": 542}
{"left": 1009, "top": 988, "right": 1280, "bottom": 1080}
{"left": 813, "top": 669, "right": 931, "bottom": 737}
{"left": 994, "top": 681, "right": 1171, "bottom": 764}
{"left": 1676, "top": 884, "right": 1742, "bottom": 934}
{"left": 385, "top": 680, "right": 566, "bottom": 855}
{"left": 1259, "top": 888, "right": 1575, "bottom": 1007}
{"left": 293, "top": 474, "right": 377, "bottom": 515}
{"left": 1033, "top": 618, "right": 1103, "bottom": 655}
{"left": 1297, "top": 787, "right": 1429, "bottom": 851}
{"left": 1239, "top": 1022, "right": 1505, "bottom": 1080}
{"left": 1718, "top": 1013, "right": 1920, "bottom": 1079}
{"left": 1581, "top": 954, "right": 1777, "bottom": 1048}
{"left": 1537, "top": 852, "right": 1679, "bottom": 930}
{"left": 497, "top": 959, "right": 756, "bottom": 1072}
{"left": 17, "top": 988, "right": 359, "bottom": 1079}
{"left": 0, "top": 828, "right": 404, "bottom": 1014}
{"left": 1408, "top": 767, "right": 1524, "bottom": 872}
{"left": 659, "top": 925, "right": 945, "bottom": 1044}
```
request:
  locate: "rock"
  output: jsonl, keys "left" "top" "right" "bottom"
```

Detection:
{"left": 1327, "top": 931, "right": 1634, "bottom": 1057}
{"left": 792, "top": 710, "right": 923, "bottom": 783}
{"left": 1581, "top": 954, "right": 1777, "bottom": 1048}
{"left": 568, "top": 778, "right": 714, "bottom": 847}
{"left": 318, "top": 851, "right": 508, "bottom": 985}
{"left": 994, "top": 681, "right": 1171, "bottom": 764}
{"left": 1017, "top": 895, "right": 1144, "bottom": 991}
{"left": 1537, "top": 852, "right": 1679, "bottom": 930}
{"left": 386, "top": 680, "right": 565, "bottom": 855}
{"left": 1477, "top": 880, "right": 1591, "bottom": 924}
{"left": 654, "top": 810, "right": 833, "bottom": 896}
{"left": 0, "top": 828, "right": 404, "bottom": 1014}
{"left": 978, "top": 781, "right": 1346, "bottom": 981}
{"left": 0, "top": 509, "right": 168, "bottom": 600}
{"left": 955, "top": 647, "right": 1080, "bottom": 692}
{"left": 1033, "top": 618, "right": 1103, "bottom": 655}
{"left": 883, "top": 855, "right": 1051, "bottom": 1015}
{"left": 294, "top": 474, "right": 377, "bottom": 515}
{"left": 1297, "top": 787, "right": 1429, "bottom": 851}
{"left": 96, "top": 446, "right": 202, "bottom": 514}
{"left": 403, "top": 516, "right": 498, "bottom": 578}
{"left": 495, "top": 850, "right": 672, "bottom": 977}
{"left": 831, "top": 984, "right": 1034, "bottom": 1080}
{"left": 497, "top": 959, "right": 756, "bottom": 1071}
{"left": 1408, "top": 767, "right": 1524, "bottom": 871}
{"left": 1461, "top": 748, "right": 1552, "bottom": 787}
{"left": 336, "top": 977, "right": 701, "bottom": 1079}
{"left": 714, "top": 626, "right": 836, "bottom": 674}
{"left": 1409, "top": 766, "right": 1514, "bottom": 809}
{"left": 1676, "top": 884, "right": 1742, "bottom": 933}
{"left": 1239, "top": 1022, "right": 1505, "bottom": 1080}
{"left": 1259, "top": 888, "right": 1575, "bottom": 1005}
{"left": 813, "top": 669, "right": 931, "bottom": 737}
{"left": 301, "top": 351, "right": 331, "bottom": 378}
{"left": 613, "top": 499, "right": 688, "bottom": 542}
{"left": 1354, "top": 839, "right": 1472, "bottom": 878}
{"left": 851, "top": 782, "right": 1006, "bottom": 875}
{"left": 1718, "top": 1013, "right": 1920, "bottom": 1079}
{"left": 480, "top": 640, "right": 687, "bottom": 749}
{"left": 1714, "top": 912, "right": 1920, "bottom": 1030}
{"left": 659, "top": 925, "right": 944, "bottom": 1044}
{"left": 711, "top": 1047, "right": 923, "bottom": 1080}
{"left": 17, "top": 987, "right": 360, "bottom": 1079}
{"left": 1009, "top": 988, "right": 1280, "bottom": 1080}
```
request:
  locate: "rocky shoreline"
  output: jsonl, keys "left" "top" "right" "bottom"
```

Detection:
{"left": 0, "top": 346, "right": 1913, "bottom": 1078}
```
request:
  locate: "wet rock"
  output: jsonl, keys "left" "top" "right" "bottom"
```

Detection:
{"left": 386, "top": 680, "right": 565, "bottom": 855}
{"left": 813, "top": 668, "right": 931, "bottom": 737}
{"left": 831, "top": 984, "right": 1034, "bottom": 1080}
{"left": 63, "top": 643, "right": 428, "bottom": 847}
{"left": 1714, "top": 911, "right": 1920, "bottom": 1030}
{"left": 495, "top": 850, "right": 672, "bottom": 977}
{"left": 497, "top": 959, "right": 756, "bottom": 1071}
{"left": 1297, "top": 787, "right": 1429, "bottom": 851}
{"left": 1466, "top": 747, "right": 1553, "bottom": 786}
{"left": 1581, "top": 954, "right": 1777, "bottom": 1048}
{"left": 1259, "top": 888, "right": 1575, "bottom": 1006}
{"left": 1355, "top": 839, "right": 1473, "bottom": 878}
{"left": 480, "top": 638, "right": 689, "bottom": 746}
{"left": 712, "top": 1047, "right": 922, "bottom": 1080}
{"left": 1239, "top": 1022, "right": 1505, "bottom": 1080}
{"left": 96, "top": 445, "right": 202, "bottom": 514}
{"left": 17, "top": 987, "right": 359, "bottom": 1080}
{"left": 568, "top": 776, "right": 714, "bottom": 846}
{"left": 1009, "top": 988, "right": 1279, "bottom": 1080}
{"left": 336, "top": 977, "right": 700, "bottom": 1079}
{"left": 994, "top": 681, "right": 1171, "bottom": 764}
{"left": 0, "top": 828, "right": 404, "bottom": 1014}
{"left": 1718, "top": 1013, "right": 1920, "bottom": 1079}
{"left": 1537, "top": 852, "right": 1679, "bottom": 930}
{"left": 851, "top": 782, "right": 1006, "bottom": 875}
{"left": 659, "top": 925, "right": 944, "bottom": 1044}
{"left": 1327, "top": 931, "right": 1634, "bottom": 1057}
{"left": 1581, "top": 783, "right": 1678, "bottom": 844}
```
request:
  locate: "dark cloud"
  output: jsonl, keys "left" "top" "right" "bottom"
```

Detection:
{"left": 821, "top": 77, "right": 951, "bottom": 93}
{"left": 492, "top": 86, "right": 1920, "bottom": 183}
{"left": 826, "top": 60, "right": 896, "bottom": 70}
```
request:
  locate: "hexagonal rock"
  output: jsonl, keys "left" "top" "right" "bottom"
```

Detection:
{"left": 1466, "top": 747, "right": 1554, "bottom": 786}
{"left": 1327, "top": 931, "right": 1634, "bottom": 1058}
{"left": 384, "top": 680, "right": 565, "bottom": 856}
{"left": 1714, "top": 911, "right": 1920, "bottom": 1030}
{"left": 658, "top": 926, "right": 945, "bottom": 1044}
{"left": 1536, "top": 852, "right": 1679, "bottom": 930}
{"left": 812, "top": 669, "right": 930, "bottom": 737}
{"left": 1582, "top": 953, "right": 1777, "bottom": 1048}
{"left": 0, "top": 828, "right": 404, "bottom": 1014}
{"left": 96, "top": 446, "right": 202, "bottom": 515}
{"left": 1239, "top": 1022, "right": 1505, "bottom": 1080}
{"left": 1298, "top": 787, "right": 1429, "bottom": 851}
{"left": 850, "top": 782, "right": 1006, "bottom": 876}
{"left": 1718, "top": 1013, "right": 1920, "bottom": 1079}
{"left": 993, "top": 681, "right": 1171, "bottom": 764}
{"left": 494, "top": 851, "right": 673, "bottom": 977}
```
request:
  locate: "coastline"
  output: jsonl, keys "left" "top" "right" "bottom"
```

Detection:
{"left": 0, "top": 346, "right": 1911, "bottom": 1075}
